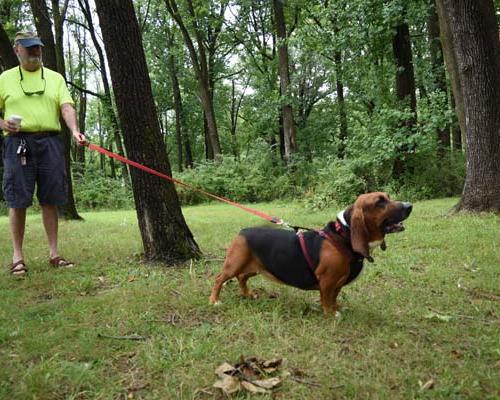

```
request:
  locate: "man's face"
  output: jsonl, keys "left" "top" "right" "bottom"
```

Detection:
{"left": 15, "top": 44, "right": 43, "bottom": 68}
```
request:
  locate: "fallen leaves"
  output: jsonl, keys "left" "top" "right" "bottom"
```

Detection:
{"left": 419, "top": 378, "right": 435, "bottom": 391}
{"left": 213, "top": 357, "right": 286, "bottom": 395}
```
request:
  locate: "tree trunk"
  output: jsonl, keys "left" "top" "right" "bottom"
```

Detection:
{"left": 392, "top": 9, "right": 417, "bottom": 178}
{"left": 78, "top": 0, "right": 129, "bottom": 182}
{"left": 168, "top": 51, "right": 183, "bottom": 172}
{"left": 164, "top": 22, "right": 186, "bottom": 171}
{"left": 334, "top": 50, "right": 348, "bottom": 159}
{"left": 95, "top": 0, "right": 200, "bottom": 262}
{"left": 427, "top": 0, "right": 450, "bottom": 154}
{"left": 436, "top": 0, "right": 466, "bottom": 144}
{"left": 0, "top": 22, "right": 18, "bottom": 70}
{"left": 0, "top": 22, "right": 18, "bottom": 201}
{"left": 74, "top": 24, "right": 86, "bottom": 173}
{"left": 450, "top": 92, "right": 462, "bottom": 150}
{"left": 75, "top": 92, "right": 86, "bottom": 170}
{"left": 164, "top": 0, "right": 221, "bottom": 158}
{"left": 29, "top": 0, "right": 57, "bottom": 70}
{"left": 272, "top": 0, "right": 297, "bottom": 162}
{"left": 437, "top": 0, "right": 500, "bottom": 212}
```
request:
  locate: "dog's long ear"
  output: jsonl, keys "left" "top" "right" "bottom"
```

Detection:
{"left": 350, "top": 204, "right": 370, "bottom": 259}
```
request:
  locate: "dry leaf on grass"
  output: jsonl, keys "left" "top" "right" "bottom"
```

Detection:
{"left": 419, "top": 378, "right": 435, "bottom": 390}
{"left": 213, "top": 357, "right": 285, "bottom": 394}
{"left": 213, "top": 374, "right": 241, "bottom": 394}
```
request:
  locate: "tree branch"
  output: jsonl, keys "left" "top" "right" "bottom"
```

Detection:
{"left": 67, "top": 80, "right": 105, "bottom": 99}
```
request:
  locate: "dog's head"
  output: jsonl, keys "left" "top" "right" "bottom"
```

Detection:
{"left": 344, "top": 192, "right": 412, "bottom": 260}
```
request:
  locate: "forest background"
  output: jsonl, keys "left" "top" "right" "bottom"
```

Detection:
{"left": 2, "top": 0, "right": 490, "bottom": 215}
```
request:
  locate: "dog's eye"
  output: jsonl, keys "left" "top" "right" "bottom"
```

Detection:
{"left": 376, "top": 197, "right": 387, "bottom": 207}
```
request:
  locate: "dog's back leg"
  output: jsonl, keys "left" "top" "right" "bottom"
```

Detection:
{"left": 238, "top": 272, "right": 258, "bottom": 298}
{"left": 209, "top": 235, "right": 254, "bottom": 304}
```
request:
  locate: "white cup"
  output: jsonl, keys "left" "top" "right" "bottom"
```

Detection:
{"left": 9, "top": 115, "right": 22, "bottom": 130}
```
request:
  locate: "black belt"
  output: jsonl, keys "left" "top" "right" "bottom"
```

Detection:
{"left": 11, "top": 131, "right": 60, "bottom": 138}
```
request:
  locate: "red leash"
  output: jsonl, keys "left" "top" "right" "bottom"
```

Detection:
{"left": 86, "top": 143, "right": 286, "bottom": 225}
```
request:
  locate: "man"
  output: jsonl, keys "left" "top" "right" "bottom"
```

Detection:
{"left": 0, "top": 31, "right": 86, "bottom": 276}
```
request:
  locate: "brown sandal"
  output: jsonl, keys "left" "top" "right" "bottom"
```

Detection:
{"left": 49, "top": 257, "right": 75, "bottom": 268}
{"left": 8, "top": 260, "right": 28, "bottom": 276}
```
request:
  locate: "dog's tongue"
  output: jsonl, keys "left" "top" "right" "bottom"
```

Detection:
{"left": 386, "top": 222, "right": 405, "bottom": 233}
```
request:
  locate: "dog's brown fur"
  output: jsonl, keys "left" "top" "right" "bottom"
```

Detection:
{"left": 209, "top": 192, "right": 412, "bottom": 315}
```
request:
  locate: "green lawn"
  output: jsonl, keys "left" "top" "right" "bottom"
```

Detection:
{"left": 0, "top": 198, "right": 498, "bottom": 399}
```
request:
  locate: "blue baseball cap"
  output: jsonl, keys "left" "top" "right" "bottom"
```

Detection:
{"left": 15, "top": 31, "right": 44, "bottom": 47}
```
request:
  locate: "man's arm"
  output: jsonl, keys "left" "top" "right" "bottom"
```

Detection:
{"left": 61, "top": 102, "right": 86, "bottom": 145}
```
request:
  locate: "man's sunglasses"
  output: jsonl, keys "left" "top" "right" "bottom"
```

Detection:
{"left": 19, "top": 66, "right": 46, "bottom": 96}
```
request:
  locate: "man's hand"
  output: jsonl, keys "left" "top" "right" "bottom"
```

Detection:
{"left": 0, "top": 119, "right": 20, "bottom": 134}
{"left": 72, "top": 130, "right": 87, "bottom": 146}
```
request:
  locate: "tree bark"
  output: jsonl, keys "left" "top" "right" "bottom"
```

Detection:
{"left": 450, "top": 91, "right": 462, "bottom": 150}
{"left": 95, "top": 0, "right": 200, "bottom": 262}
{"left": 29, "top": 0, "right": 57, "bottom": 70}
{"left": 272, "top": 0, "right": 297, "bottom": 162}
{"left": 437, "top": 0, "right": 500, "bottom": 212}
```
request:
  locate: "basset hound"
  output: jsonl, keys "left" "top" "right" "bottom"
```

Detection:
{"left": 209, "top": 192, "right": 412, "bottom": 315}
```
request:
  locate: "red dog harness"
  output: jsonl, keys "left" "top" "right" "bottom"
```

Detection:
{"left": 297, "top": 220, "right": 365, "bottom": 285}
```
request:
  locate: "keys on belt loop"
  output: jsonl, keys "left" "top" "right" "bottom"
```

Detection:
{"left": 17, "top": 138, "right": 28, "bottom": 166}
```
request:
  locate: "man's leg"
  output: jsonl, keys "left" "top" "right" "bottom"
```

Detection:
{"left": 41, "top": 204, "right": 59, "bottom": 260}
{"left": 9, "top": 207, "right": 27, "bottom": 263}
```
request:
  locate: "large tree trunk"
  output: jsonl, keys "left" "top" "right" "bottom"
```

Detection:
{"left": 28, "top": 0, "right": 57, "bottom": 70}
{"left": 30, "top": 0, "right": 81, "bottom": 220}
{"left": 95, "top": 0, "right": 200, "bottom": 262}
{"left": 436, "top": 0, "right": 500, "bottom": 212}
{"left": 272, "top": 0, "right": 297, "bottom": 162}
{"left": 392, "top": 9, "right": 417, "bottom": 178}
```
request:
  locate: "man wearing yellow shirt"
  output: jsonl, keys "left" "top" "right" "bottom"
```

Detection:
{"left": 0, "top": 32, "right": 86, "bottom": 276}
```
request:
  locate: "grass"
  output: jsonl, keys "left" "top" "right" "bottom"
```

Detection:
{"left": 0, "top": 198, "right": 498, "bottom": 399}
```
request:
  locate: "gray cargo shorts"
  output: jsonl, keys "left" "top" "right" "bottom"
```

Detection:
{"left": 2, "top": 132, "right": 67, "bottom": 208}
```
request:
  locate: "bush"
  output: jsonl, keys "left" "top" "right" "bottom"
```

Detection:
{"left": 303, "top": 158, "right": 367, "bottom": 210}
{"left": 175, "top": 140, "right": 300, "bottom": 205}
{"left": 385, "top": 151, "right": 465, "bottom": 201}
{"left": 73, "top": 168, "right": 133, "bottom": 210}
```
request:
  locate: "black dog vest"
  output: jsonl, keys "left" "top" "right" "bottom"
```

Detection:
{"left": 240, "top": 226, "right": 364, "bottom": 290}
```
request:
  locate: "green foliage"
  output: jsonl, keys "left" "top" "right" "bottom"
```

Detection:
{"left": 387, "top": 151, "right": 465, "bottom": 200}
{"left": 303, "top": 158, "right": 367, "bottom": 210}
{"left": 176, "top": 140, "right": 298, "bottom": 205}
{"left": 73, "top": 167, "right": 133, "bottom": 211}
